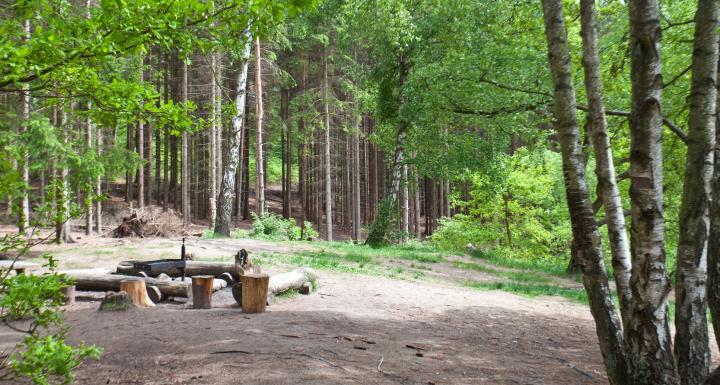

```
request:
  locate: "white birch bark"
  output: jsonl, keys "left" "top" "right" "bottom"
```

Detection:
{"left": 214, "top": 28, "right": 252, "bottom": 236}
{"left": 255, "top": 36, "right": 266, "bottom": 216}
{"left": 674, "top": 1, "right": 718, "bottom": 382}
{"left": 541, "top": 1, "right": 629, "bottom": 383}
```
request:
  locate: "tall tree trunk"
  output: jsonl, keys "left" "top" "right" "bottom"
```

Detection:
{"left": 214, "top": 28, "right": 252, "bottom": 236}
{"left": 138, "top": 61, "right": 145, "bottom": 211}
{"left": 85, "top": 101, "right": 94, "bottom": 235}
{"left": 579, "top": 0, "right": 633, "bottom": 325}
{"left": 414, "top": 168, "right": 421, "bottom": 239}
{"left": 18, "top": 19, "right": 31, "bottom": 235}
{"left": 144, "top": 54, "right": 153, "bottom": 206}
{"left": 323, "top": 45, "right": 333, "bottom": 240}
{"left": 181, "top": 60, "right": 189, "bottom": 226}
{"left": 365, "top": 58, "right": 410, "bottom": 246}
{"left": 353, "top": 112, "right": 362, "bottom": 242}
{"left": 255, "top": 36, "right": 266, "bottom": 216}
{"left": 209, "top": 52, "right": 218, "bottom": 229}
{"left": 626, "top": 0, "right": 678, "bottom": 383}
{"left": 95, "top": 121, "right": 102, "bottom": 234}
{"left": 163, "top": 53, "right": 170, "bottom": 212}
{"left": 541, "top": 1, "right": 629, "bottom": 384}
{"left": 674, "top": 1, "right": 718, "bottom": 383}
{"left": 56, "top": 102, "right": 74, "bottom": 244}
{"left": 401, "top": 164, "right": 409, "bottom": 240}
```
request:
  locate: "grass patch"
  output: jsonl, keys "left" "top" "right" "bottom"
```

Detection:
{"left": 315, "top": 242, "right": 445, "bottom": 264}
{"left": 201, "top": 229, "right": 249, "bottom": 239}
{"left": 502, "top": 271, "right": 552, "bottom": 284}
{"left": 470, "top": 249, "right": 567, "bottom": 276}
{"left": 452, "top": 260, "right": 499, "bottom": 274}
{"left": 466, "top": 281, "right": 588, "bottom": 304}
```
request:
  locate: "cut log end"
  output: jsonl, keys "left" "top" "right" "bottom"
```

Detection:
{"left": 146, "top": 285, "right": 165, "bottom": 304}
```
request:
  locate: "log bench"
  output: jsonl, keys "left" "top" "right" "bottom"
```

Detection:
{"left": 0, "top": 260, "right": 41, "bottom": 275}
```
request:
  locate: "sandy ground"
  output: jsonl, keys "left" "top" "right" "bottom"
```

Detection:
{"left": 62, "top": 272, "right": 607, "bottom": 385}
{"left": 0, "top": 234, "right": 614, "bottom": 385}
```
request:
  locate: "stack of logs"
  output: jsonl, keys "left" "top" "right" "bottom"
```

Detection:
{"left": 66, "top": 257, "right": 316, "bottom": 311}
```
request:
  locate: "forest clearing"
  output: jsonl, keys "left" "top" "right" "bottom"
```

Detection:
{"left": 4, "top": 0, "right": 720, "bottom": 384}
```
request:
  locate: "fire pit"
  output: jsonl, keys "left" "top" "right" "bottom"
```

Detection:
{"left": 133, "top": 238, "right": 188, "bottom": 280}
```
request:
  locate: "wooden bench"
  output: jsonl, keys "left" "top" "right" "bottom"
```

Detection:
{"left": 0, "top": 260, "right": 41, "bottom": 275}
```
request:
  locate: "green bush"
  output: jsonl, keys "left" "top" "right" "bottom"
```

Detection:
{"left": 250, "top": 212, "right": 317, "bottom": 241}
{"left": 0, "top": 247, "right": 101, "bottom": 385}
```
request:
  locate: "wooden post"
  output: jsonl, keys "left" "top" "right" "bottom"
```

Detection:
{"left": 240, "top": 273, "right": 269, "bottom": 313}
{"left": 61, "top": 285, "right": 75, "bottom": 305}
{"left": 120, "top": 279, "right": 155, "bottom": 307}
{"left": 192, "top": 275, "right": 214, "bottom": 309}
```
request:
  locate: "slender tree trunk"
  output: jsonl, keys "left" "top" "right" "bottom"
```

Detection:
{"left": 95, "top": 122, "right": 102, "bottom": 234}
{"left": 181, "top": 61, "right": 189, "bottom": 226}
{"left": 323, "top": 45, "right": 333, "bottom": 240}
{"left": 214, "top": 28, "right": 252, "bottom": 236}
{"left": 674, "top": 1, "right": 719, "bottom": 383}
{"left": 255, "top": 36, "right": 266, "bottom": 216}
{"left": 138, "top": 61, "right": 145, "bottom": 211}
{"left": 353, "top": 112, "right": 362, "bottom": 242}
{"left": 163, "top": 53, "right": 170, "bottom": 212}
{"left": 85, "top": 101, "right": 94, "bottom": 235}
{"left": 625, "top": 1, "right": 678, "bottom": 383}
{"left": 579, "top": 0, "right": 633, "bottom": 325}
{"left": 18, "top": 19, "right": 31, "bottom": 235}
{"left": 56, "top": 102, "right": 74, "bottom": 244}
{"left": 541, "top": 1, "right": 629, "bottom": 384}
{"left": 209, "top": 52, "right": 218, "bottom": 229}
{"left": 144, "top": 54, "right": 153, "bottom": 206}
{"left": 414, "top": 168, "right": 421, "bottom": 239}
{"left": 401, "top": 164, "right": 409, "bottom": 240}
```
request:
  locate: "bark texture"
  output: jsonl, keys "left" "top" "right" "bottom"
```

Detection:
{"left": 674, "top": 1, "right": 718, "bottom": 383}
{"left": 541, "top": 1, "right": 628, "bottom": 384}
{"left": 579, "top": 0, "right": 632, "bottom": 326}
{"left": 626, "top": 1, "right": 678, "bottom": 383}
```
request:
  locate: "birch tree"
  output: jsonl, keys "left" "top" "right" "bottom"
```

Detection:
{"left": 214, "top": 28, "right": 252, "bottom": 237}
{"left": 673, "top": 1, "right": 719, "bottom": 383}
{"left": 541, "top": 1, "right": 629, "bottom": 383}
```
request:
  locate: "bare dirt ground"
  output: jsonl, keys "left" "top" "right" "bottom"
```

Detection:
{"left": 64, "top": 270, "right": 607, "bottom": 385}
{"left": 0, "top": 233, "right": 615, "bottom": 385}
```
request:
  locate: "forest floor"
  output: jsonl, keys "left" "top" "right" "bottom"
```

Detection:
{"left": 1, "top": 235, "right": 624, "bottom": 385}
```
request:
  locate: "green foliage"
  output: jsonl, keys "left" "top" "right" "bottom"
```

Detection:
{"left": 431, "top": 148, "right": 572, "bottom": 269}
{"left": 0, "top": 235, "right": 101, "bottom": 384}
{"left": 250, "top": 212, "right": 316, "bottom": 241}
{"left": 365, "top": 197, "right": 402, "bottom": 247}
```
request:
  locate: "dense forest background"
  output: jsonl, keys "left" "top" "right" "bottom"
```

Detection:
{"left": 1, "top": 0, "right": 716, "bottom": 383}
{"left": 0, "top": 0, "right": 696, "bottom": 265}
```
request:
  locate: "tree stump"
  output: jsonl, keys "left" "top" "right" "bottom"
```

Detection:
{"left": 240, "top": 273, "right": 269, "bottom": 313}
{"left": 192, "top": 275, "right": 214, "bottom": 309}
{"left": 99, "top": 291, "right": 133, "bottom": 311}
{"left": 120, "top": 279, "right": 155, "bottom": 307}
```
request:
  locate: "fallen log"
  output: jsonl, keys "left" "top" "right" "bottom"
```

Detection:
{"left": 117, "top": 260, "right": 242, "bottom": 280}
{"left": 268, "top": 268, "right": 317, "bottom": 296}
{"left": 68, "top": 273, "right": 191, "bottom": 298}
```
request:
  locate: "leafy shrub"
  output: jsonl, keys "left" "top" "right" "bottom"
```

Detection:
{"left": 0, "top": 242, "right": 101, "bottom": 384}
{"left": 250, "top": 212, "right": 317, "bottom": 241}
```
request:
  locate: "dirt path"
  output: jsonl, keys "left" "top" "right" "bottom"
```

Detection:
{"left": 1, "top": 236, "right": 612, "bottom": 384}
{"left": 65, "top": 272, "right": 607, "bottom": 385}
